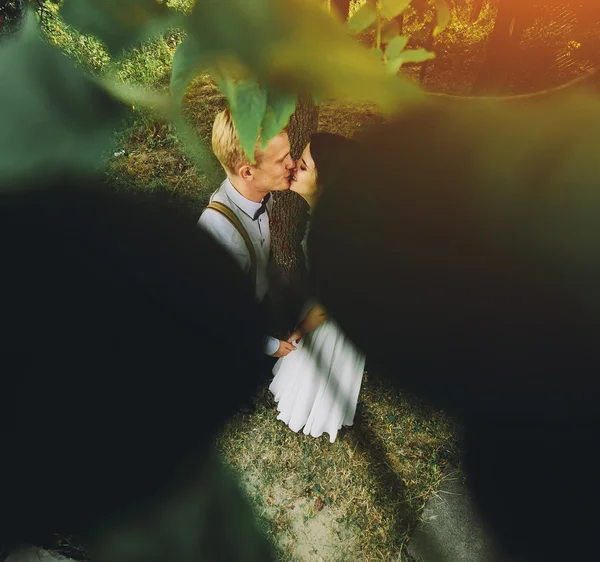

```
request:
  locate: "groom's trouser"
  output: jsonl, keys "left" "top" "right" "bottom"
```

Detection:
{"left": 258, "top": 260, "right": 306, "bottom": 384}
{"left": 258, "top": 292, "right": 281, "bottom": 384}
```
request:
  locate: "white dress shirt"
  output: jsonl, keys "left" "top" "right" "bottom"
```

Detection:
{"left": 198, "top": 178, "right": 279, "bottom": 356}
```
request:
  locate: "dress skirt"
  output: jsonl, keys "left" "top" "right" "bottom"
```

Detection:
{"left": 269, "top": 316, "right": 365, "bottom": 443}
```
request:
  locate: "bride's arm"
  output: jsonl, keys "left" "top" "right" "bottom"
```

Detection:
{"left": 288, "top": 304, "right": 328, "bottom": 343}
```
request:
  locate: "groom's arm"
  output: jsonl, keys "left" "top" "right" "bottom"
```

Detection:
{"left": 199, "top": 212, "right": 294, "bottom": 358}
{"left": 198, "top": 211, "right": 251, "bottom": 274}
{"left": 264, "top": 336, "right": 280, "bottom": 356}
{"left": 269, "top": 337, "right": 295, "bottom": 357}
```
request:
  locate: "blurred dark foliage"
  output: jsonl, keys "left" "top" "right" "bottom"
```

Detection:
{"left": 0, "top": 176, "right": 267, "bottom": 557}
{"left": 0, "top": 0, "right": 24, "bottom": 36}
{"left": 1, "top": 90, "right": 600, "bottom": 559}
{"left": 308, "top": 94, "right": 600, "bottom": 562}
{"left": 1, "top": 4, "right": 600, "bottom": 559}
{"left": 0, "top": 1, "right": 57, "bottom": 37}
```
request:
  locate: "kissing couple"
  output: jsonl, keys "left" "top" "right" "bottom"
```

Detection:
{"left": 198, "top": 110, "right": 365, "bottom": 443}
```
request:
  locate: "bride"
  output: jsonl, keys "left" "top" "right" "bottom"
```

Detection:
{"left": 269, "top": 133, "right": 366, "bottom": 443}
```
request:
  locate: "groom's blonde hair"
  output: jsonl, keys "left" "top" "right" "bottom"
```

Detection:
{"left": 212, "top": 109, "right": 264, "bottom": 176}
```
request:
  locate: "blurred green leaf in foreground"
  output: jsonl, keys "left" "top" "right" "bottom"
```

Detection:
{"left": 0, "top": 10, "right": 127, "bottom": 188}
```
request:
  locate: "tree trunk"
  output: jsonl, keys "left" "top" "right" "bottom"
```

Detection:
{"left": 269, "top": 93, "right": 318, "bottom": 332}
{"left": 471, "top": 0, "right": 530, "bottom": 95}
{"left": 397, "top": 12, "right": 405, "bottom": 35}
{"left": 470, "top": 0, "right": 485, "bottom": 22}
{"left": 412, "top": 0, "right": 430, "bottom": 24}
{"left": 419, "top": 18, "right": 436, "bottom": 85}
{"left": 330, "top": 0, "right": 351, "bottom": 22}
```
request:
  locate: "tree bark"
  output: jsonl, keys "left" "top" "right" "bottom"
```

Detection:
{"left": 470, "top": 0, "right": 485, "bottom": 22}
{"left": 471, "top": 0, "right": 531, "bottom": 95}
{"left": 411, "top": 0, "right": 430, "bottom": 24}
{"left": 269, "top": 93, "right": 318, "bottom": 331}
{"left": 397, "top": 12, "right": 405, "bottom": 35}
{"left": 330, "top": 0, "right": 351, "bottom": 22}
{"left": 419, "top": 18, "right": 436, "bottom": 85}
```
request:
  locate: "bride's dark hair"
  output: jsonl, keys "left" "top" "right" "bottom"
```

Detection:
{"left": 309, "top": 132, "right": 358, "bottom": 188}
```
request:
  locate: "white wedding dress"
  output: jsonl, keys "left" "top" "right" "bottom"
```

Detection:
{"left": 269, "top": 216, "right": 365, "bottom": 443}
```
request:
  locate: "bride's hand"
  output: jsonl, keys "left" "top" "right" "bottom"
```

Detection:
{"left": 287, "top": 329, "right": 303, "bottom": 344}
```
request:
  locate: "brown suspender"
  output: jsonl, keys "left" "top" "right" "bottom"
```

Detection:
{"left": 203, "top": 201, "right": 257, "bottom": 292}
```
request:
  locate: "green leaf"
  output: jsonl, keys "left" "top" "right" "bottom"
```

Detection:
{"left": 61, "top": 0, "right": 181, "bottom": 56}
{"left": 385, "top": 35, "right": 409, "bottom": 59}
{"left": 387, "top": 47, "right": 434, "bottom": 74}
{"left": 185, "top": 0, "right": 423, "bottom": 115}
{"left": 347, "top": 2, "right": 377, "bottom": 33}
{"left": 229, "top": 79, "right": 268, "bottom": 162}
{"left": 433, "top": 0, "right": 451, "bottom": 36}
{"left": 0, "top": 10, "right": 127, "bottom": 187}
{"left": 171, "top": 114, "right": 223, "bottom": 185}
{"left": 169, "top": 37, "right": 223, "bottom": 184}
{"left": 260, "top": 90, "right": 298, "bottom": 150}
{"left": 381, "top": 19, "right": 400, "bottom": 44}
{"left": 387, "top": 58, "right": 402, "bottom": 75}
{"left": 100, "top": 78, "right": 172, "bottom": 116}
{"left": 397, "top": 47, "right": 436, "bottom": 65}
{"left": 210, "top": 66, "right": 235, "bottom": 102}
{"left": 380, "top": 0, "right": 413, "bottom": 19}
{"left": 170, "top": 34, "right": 209, "bottom": 107}
{"left": 369, "top": 46, "right": 384, "bottom": 64}
{"left": 185, "top": 0, "right": 284, "bottom": 70}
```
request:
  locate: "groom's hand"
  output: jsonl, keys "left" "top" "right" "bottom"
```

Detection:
{"left": 271, "top": 340, "right": 296, "bottom": 358}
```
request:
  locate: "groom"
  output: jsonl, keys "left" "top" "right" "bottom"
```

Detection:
{"left": 198, "top": 109, "right": 297, "bottom": 359}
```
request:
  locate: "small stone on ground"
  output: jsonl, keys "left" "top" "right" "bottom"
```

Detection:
{"left": 406, "top": 465, "right": 505, "bottom": 562}
{"left": 4, "top": 547, "right": 77, "bottom": 562}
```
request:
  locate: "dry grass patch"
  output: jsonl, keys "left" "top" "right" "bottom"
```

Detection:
{"left": 107, "top": 74, "right": 229, "bottom": 204}
{"left": 107, "top": 79, "right": 387, "bottom": 205}
{"left": 105, "top": 77, "right": 462, "bottom": 561}
{"left": 216, "top": 374, "right": 460, "bottom": 562}
{"left": 318, "top": 100, "right": 385, "bottom": 137}
{"left": 181, "top": 74, "right": 228, "bottom": 140}
{"left": 107, "top": 85, "right": 461, "bottom": 560}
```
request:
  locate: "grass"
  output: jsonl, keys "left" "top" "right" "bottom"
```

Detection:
{"left": 98, "top": 53, "right": 456, "bottom": 562}
{"left": 99, "top": 1, "right": 495, "bottom": 200}
{"left": 42, "top": 1, "right": 600, "bottom": 559}
{"left": 105, "top": 74, "right": 226, "bottom": 208}
{"left": 103, "top": 0, "right": 600, "bottom": 198}
{"left": 90, "top": 11, "right": 488, "bottom": 556}
{"left": 216, "top": 374, "right": 460, "bottom": 561}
